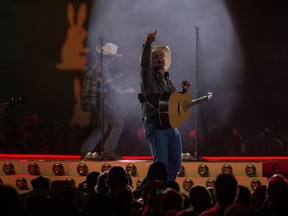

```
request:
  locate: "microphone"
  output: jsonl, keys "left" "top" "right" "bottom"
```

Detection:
{"left": 98, "top": 37, "right": 104, "bottom": 48}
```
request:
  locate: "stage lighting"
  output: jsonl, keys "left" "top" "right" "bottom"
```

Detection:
{"left": 28, "top": 162, "right": 41, "bottom": 175}
{"left": 198, "top": 164, "right": 209, "bottom": 177}
{"left": 52, "top": 162, "right": 65, "bottom": 176}
{"left": 206, "top": 178, "right": 215, "bottom": 188}
{"left": 250, "top": 179, "right": 262, "bottom": 191}
{"left": 245, "top": 164, "right": 256, "bottom": 177}
{"left": 222, "top": 164, "right": 233, "bottom": 175}
{"left": 101, "top": 163, "right": 111, "bottom": 172}
{"left": 3, "top": 162, "right": 16, "bottom": 175}
{"left": 263, "top": 162, "right": 288, "bottom": 177}
{"left": 16, "top": 177, "right": 29, "bottom": 190}
{"left": 77, "top": 163, "right": 88, "bottom": 176}
{"left": 183, "top": 178, "right": 194, "bottom": 192}
{"left": 126, "top": 163, "right": 137, "bottom": 176}
{"left": 65, "top": 177, "right": 76, "bottom": 188}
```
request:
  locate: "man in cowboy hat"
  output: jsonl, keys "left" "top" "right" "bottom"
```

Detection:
{"left": 139, "top": 30, "right": 191, "bottom": 181}
{"left": 80, "top": 42, "right": 135, "bottom": 160}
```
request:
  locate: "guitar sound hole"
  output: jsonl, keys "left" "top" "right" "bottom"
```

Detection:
{"left": 183, "top": 101, "right": 189, "bottom": 112}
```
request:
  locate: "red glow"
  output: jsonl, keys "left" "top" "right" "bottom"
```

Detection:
{"left": 201, "top": 156, "right": 288, "bottom": 161}
{"left": 0, "top": 154, "right": 287, "bottom": 161}
{"left": 0, "top": 154, "right": 80, "bottom": 160}
{"left": 122, "top": 156, "right": 153, "bottom": 160}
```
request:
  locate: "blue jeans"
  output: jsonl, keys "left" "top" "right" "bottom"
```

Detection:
{"left": 81, "top": 99, "right": 124, "bottom": 154}
{"left": 143, "top": 116, "right": 182, "bottom": 181}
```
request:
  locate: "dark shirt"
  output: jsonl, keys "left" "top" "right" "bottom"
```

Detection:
{"left": 81, "top": 59, "right": 131, "bottom": 112}
{"left": 140, "top": 42, "right": 176, "bottom": 115}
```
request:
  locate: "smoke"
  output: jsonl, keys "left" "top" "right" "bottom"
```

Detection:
{"left": 87, "top": 0, "right": 244, "bottom": 130}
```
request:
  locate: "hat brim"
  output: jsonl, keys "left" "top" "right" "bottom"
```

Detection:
{"left": 151, "top": 45, "right": 171, "bottom": 71}
{"left": 96, "top": 46, "right": 122, "bottom": 57}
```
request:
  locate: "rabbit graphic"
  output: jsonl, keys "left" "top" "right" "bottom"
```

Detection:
{"left": 57, "top": 2, "right": 88, "bottom": 70}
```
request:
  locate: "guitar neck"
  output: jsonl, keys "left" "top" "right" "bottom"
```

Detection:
{"left": 190, "top": 95, "right": 209, "bottom": 107}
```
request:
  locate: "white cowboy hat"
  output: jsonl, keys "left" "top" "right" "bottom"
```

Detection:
{"left": 96, "top": 42, "right": 122, "bottom": 56}
{"left": 151, "top": 45, "right": 171, "bottom": 71}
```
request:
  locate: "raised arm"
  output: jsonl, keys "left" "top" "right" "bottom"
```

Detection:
{"left": 140, "top": 30, "right": 157, "bottom": 70}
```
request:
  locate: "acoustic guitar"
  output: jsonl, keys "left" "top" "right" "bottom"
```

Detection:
{"left": 159, "top": 91, "right": 213, "bottom": 128}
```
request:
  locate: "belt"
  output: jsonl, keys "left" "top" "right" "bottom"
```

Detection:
{"left": 142, "top": 114, "right": 159, "bottom": 121}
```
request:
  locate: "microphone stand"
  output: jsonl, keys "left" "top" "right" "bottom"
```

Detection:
{"left": 182, "top": 27, "right": 208, "bottom": 162}
{"left": 99, "top": 37, "right": 105, "bottom": 160}
{"left": 193, "top": 25, "right": 202, "bottom": 161}
{"left": 184, "top": 26, "right": 204, "bottom": 161}
{"left": 182, "top": 26, "right": 201, "bottom": 161}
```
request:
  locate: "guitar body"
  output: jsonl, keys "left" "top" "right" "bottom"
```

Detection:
{"left": 159, "top": 92, "right": 192, "bottom": 128}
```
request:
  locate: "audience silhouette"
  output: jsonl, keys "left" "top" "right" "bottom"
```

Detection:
{"left": 1, "top": 163, "right": 288, "bottom": 216}
{"left": 200, "top": 173, "right": 238, "bottom": 216}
